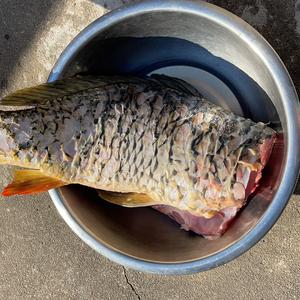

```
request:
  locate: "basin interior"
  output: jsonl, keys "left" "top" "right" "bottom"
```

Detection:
{"left": 56, "top": 10, "right": 285, "bottom": 263}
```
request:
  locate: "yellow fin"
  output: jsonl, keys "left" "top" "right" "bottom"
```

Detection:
{"left": 97, "top": 190, "right": 156, "bottom": 207}
{"left": 2, "top": 169, "right": 67, "bottom": 196}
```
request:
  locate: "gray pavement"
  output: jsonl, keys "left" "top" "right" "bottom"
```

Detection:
{"left": 0, "top": 1, "right": 299, "bottom": 299}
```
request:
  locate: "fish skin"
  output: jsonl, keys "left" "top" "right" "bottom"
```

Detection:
{"left": 0, "top": 75, "right": 275, "bottom": 219}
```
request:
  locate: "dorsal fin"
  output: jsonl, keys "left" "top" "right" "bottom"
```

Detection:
{"left": 0, "top": 74, "right": 201, "bottom": 108}
{"left": 0, "top": 76, "right": 111, "bottom": 107}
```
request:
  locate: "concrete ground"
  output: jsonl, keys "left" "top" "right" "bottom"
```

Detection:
{"left": 0, "top": 0, "right": 299, "bottom": 299}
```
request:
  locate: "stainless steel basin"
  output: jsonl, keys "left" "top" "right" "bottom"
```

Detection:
{"left": 48, "top": 0, "right": 300, "bottom": 274}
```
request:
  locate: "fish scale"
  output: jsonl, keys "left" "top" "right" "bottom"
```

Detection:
{"left": 0, "top": 75, "right": 275, "bottom": 221}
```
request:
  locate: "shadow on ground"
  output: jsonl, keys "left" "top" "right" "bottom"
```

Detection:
{"left": 91, "top": 0, "right": 141, "bottom": 10}
{"left": 0, "top": 0, "right": 58, "bottom": 97}
{"left": 293, "top": 179, "right": 300, "bottom": 195}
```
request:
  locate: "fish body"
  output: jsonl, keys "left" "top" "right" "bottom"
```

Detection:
{"left": 0, "top": 75, "right": 275, "bottom": 238}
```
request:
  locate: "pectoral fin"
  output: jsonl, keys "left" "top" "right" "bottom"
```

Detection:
{"left": 2, "top": 169, "right": 67, "bottom": 196}
{"left": 97, "top": 190, "right": 156, "bottom": 207}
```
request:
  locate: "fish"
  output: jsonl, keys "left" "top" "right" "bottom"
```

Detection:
{"left": 0, "top": 74, "right": 276, "bottom": 239}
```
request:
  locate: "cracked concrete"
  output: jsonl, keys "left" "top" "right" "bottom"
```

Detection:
{"left": 0, "top": 0, "right": 299, "bottom": 299}
{"left": 122, "top": 267, "right": 141, "bottom": 300}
